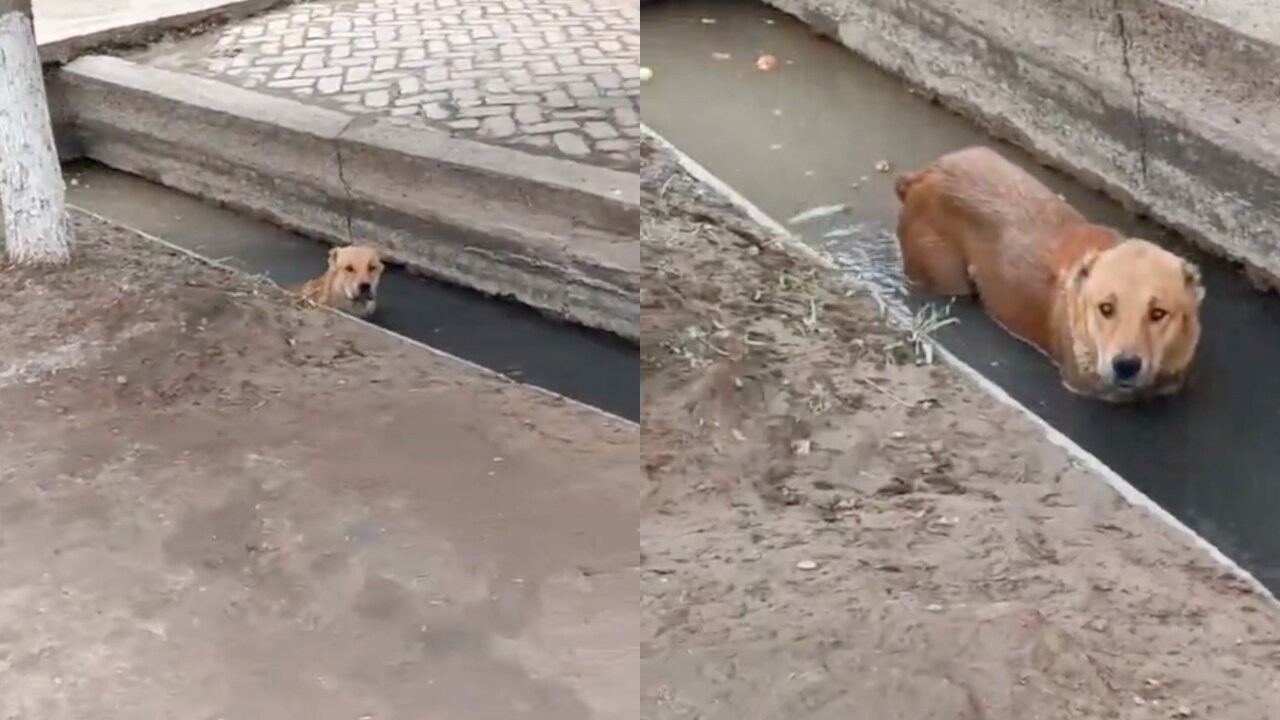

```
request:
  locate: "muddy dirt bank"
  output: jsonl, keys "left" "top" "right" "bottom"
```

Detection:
{"left": 0, "top": 215, "right": 638, "bottom": 720}
{"left": 639, "top": 136, "right": 1280, "bottom": 719}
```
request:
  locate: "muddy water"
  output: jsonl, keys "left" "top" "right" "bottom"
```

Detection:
{"left": 644, "top": 0, "right": 1280, "bottom": 591}
{"left": 64, "top": 163, "right": 639, "bottom": 421}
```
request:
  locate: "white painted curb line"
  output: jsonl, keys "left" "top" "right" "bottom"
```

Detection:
{"left": 643, "top": 123, "right": 1278, "bottom": 606}
{"left": 69, "top": 204, "right": 638, "bottom": 430}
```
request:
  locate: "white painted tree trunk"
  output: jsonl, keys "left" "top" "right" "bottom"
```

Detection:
{"left": 0, "top": 6, "right": 71, "bottom": 265}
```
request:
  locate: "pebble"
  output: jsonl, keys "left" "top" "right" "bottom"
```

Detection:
{"left": 795, "top": 559, "right": 818, "bottom": 571}
{"left": 639, "top": 66, "right": 653, "bottom": 82}
{"left": 115, "top": 375, "right": 128, "bottom": 385}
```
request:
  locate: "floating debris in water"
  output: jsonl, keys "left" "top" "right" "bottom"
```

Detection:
{"left": 787, "top": 203, "right": 850, "bottom": 226}
{"left": 756, "top": 54, "right": 778, "bottom": 71}
{"left": 796, "top": 559, "right": 818, "bottom": 571}
{"left": 712, "top": 52, "right": 731, "bottom": 60}
{"left": 700, "top": 17, "right": 717, "bottom": 24}
{"left": 639, "top": 67, "right": 653, "bottom": 82}
{"left": 823, "top": 228, "right": 856, "bottom": 239}
{"left": 875, "top": 160, "right": 892, "bottom": 173}
{"left": 772, "top": 108, "right": 783, "bottom": 116}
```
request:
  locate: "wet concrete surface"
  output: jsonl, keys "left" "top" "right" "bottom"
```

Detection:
{"left": 65, "top": 163, "right": 639, "bottom": 421}
{"left": 643, "top": 0, "right": 1280, "bottom": 591}
{"left": 34, "top": 0, "right": 239, "bottom": 42}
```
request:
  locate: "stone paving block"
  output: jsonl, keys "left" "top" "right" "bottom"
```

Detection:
{"left": 142, "top": 0, "right": 639, "bottom": 170}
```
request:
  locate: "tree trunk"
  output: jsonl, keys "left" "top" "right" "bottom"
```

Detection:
{"left": 0, "top": 0, "right": 71, "bottom": 265}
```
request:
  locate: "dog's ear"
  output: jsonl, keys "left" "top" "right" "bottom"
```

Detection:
{"left": 1071, "top": 249, "right": 1101, "bottom": 287}
{"left": 1183, "top": 259, "right": 1205, "bottom": 303}
{"left": 328, "top": 246, "right": 340, "bottom": 267}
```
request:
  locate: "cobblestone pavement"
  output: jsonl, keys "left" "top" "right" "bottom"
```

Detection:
{"left": 148, "top": 0, "right": 639, "bottom": 169}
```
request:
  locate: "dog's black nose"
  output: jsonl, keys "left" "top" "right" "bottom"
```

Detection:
{"left": 1111, "top": 355, "right": 1143, "bottom": 382}
{"left": 356, "top": 282, "right": 372, "bottom": 295}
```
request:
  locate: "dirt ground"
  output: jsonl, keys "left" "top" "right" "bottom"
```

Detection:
{"left": 0, "top": 214, "right": 638, "bottom": 720}
{"left": 639, "top": 137, "right": 1280, "bottom": 719}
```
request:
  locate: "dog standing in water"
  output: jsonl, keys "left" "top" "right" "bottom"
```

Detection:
{"left": 295, "top": 245, "right": 385, "bottom": 319}
{"left": 893, "top": 146, "right": 1204, "bottom": 402}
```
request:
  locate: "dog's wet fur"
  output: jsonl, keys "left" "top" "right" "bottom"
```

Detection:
{"left": 895, "top": 146, "right": 1204, "bottom": 402}
{"left": 294, "top": 245, "right": 385, "bottom": 319}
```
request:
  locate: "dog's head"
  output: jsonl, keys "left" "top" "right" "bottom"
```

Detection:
{"left": 1066, "top": 238, "right": 1203, "bottom": 399}
{"left": 328, "top": 245, "right": 384, "bottom": 305}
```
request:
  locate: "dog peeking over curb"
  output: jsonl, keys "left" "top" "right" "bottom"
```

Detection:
{"left": 894, "top": 146, "right": 1204, "bottom": 403}
{"left": 295, "top": 245, "right": 384, "bottom": 319}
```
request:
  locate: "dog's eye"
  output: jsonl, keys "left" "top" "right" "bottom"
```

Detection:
{"left": 1149, "top": 308, "right": 1168, "bottom": 322}
{"left": 344, "top": 265, "right": 355, "bottom": 272}
{"left": 368, "top": 264, "right": 378, "bottom": 272}
{"left": 1098, "top": 302, "right": 1115, "bottom": 318}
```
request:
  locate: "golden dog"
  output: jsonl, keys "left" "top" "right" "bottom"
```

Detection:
{"left": 295, "top": 245, "right": 384, "bottom": 319}
{"left": 894, "top": 146, "right": 1204, "bottom": 402}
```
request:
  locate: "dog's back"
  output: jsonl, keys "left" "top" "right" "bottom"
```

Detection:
{"left": 897, "top": 147, "right": 1080, "bottom": 236}
{"left": 895, "top": 147, "right": 1102, "bottom": 350}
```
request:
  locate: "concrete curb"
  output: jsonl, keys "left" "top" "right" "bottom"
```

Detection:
{"left": 764, "top": 0, "right": 1280, "bottom": 286}
{"left": 57, "top": 55, "right": 639, "bottom": 339}
{"left": 37, "top": 0, "right": 290, "bottom": 64}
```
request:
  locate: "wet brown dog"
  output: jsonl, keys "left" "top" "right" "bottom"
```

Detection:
{"left": 894, "top": 146, "right": 1204, "bottom": 402}
{"left": 295, "top": 245, "right": 384, "bottom": 319}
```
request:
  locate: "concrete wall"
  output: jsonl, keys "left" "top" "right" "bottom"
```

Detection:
{"left": 45, "top": 67, "right": 82, "bottom": 160}
{"left": 765, "top": 0, "right": 1280, "bottom": 285}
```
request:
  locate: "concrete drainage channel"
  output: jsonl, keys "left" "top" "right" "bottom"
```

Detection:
{"left": 644, "top": 1, "right": 1280, "bottom": 593}
{"left": 53, "top": 54, "right": 638, "bottom": 341}
{"left": 64, "top": 162, "right": 639, "bottom": 421}
{"left": 43, "top": 10, "right": 641, "bottom": 422}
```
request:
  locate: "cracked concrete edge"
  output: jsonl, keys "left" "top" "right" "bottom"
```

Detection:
{"left": 1111, "top": 0, "right": 1149, "bottom": 184}
{"left": 36, "top": 0, "right": 293, "bottom": 64}
{"left": 764, "top": 0, "right": 1280, "bottom": 286}
{"left": 55, "top": 55, "right": 639, "bottom": 340}
{"left": 644, "top": 126, "right": 1280, "bottom": 607}
{"left": 332, "top": 114, "right": 360, "bottom": 247}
